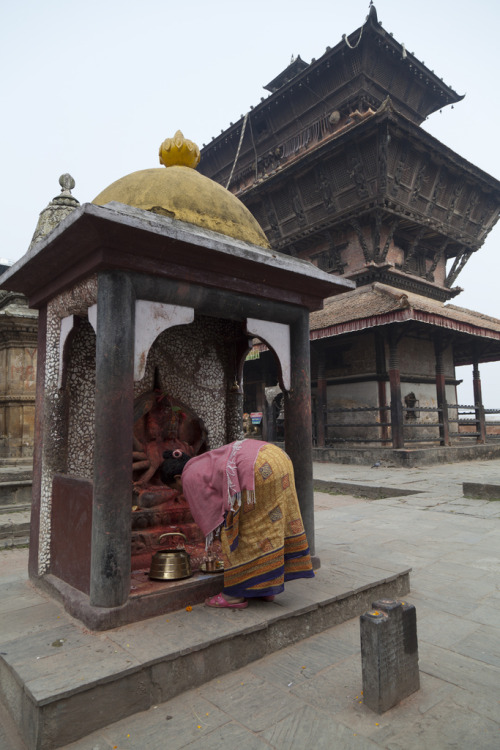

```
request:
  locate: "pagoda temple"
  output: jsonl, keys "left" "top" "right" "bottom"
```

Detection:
{"left": 199, "top": 6, "right": 500, "bottom": 460}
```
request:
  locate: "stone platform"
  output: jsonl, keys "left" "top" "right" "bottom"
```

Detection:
{"left": 0, "top": 551, "right": 409, "bottom": 750}
{"left": 463, "top": 482, "right": 500, "bottom": 500}
{"left": 313, "top": 442, "right": 500, "bottom": 467}
{"left": 0, "top": 463, "right": 32, "bottom": 550}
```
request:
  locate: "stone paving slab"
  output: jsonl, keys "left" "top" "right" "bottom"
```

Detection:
{"left": 62, "top": 495, "right": 499, "bottom": 748}
{"left": 0, "top": 551, "right": 409, "bottom": 749}
{"left": 420, "top": 642, "right": 500, "bottom": 694}
{"left": 3, "top": 458, "right": 500, "bottom": 749}
{"left": 312, "top": 459, "right": 500, "bottom": 519}
{"left": 453, "top": 624, "right": 500, "bottom": 668}
{"left": 262, "top": 703, "right": 381, "bottom": 749}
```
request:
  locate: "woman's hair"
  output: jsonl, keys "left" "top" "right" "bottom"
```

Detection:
{"left": 161, "top": 449, "right": 192, "bottom": 486}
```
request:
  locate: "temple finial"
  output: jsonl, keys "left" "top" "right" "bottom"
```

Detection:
{"left": 368, "top": 3, "right": 378, "bottom": 23}
{"left": 59, "top": 173, "right": 76, "bottom": 194}
{"left": 159, "top": 130, "right": 200, "bottom": 169}
{"left": 29, "top": 174, "right": 80, "bottom": 249}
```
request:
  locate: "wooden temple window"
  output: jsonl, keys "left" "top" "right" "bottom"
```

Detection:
{"left": 395, "top": 235, "right": 426, "bottom": 277}
{"left": 311, "top": 242, "right": 348, "bottom": 274}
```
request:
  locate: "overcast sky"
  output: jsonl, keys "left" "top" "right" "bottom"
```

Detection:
{"left": 1, "top": 0, "right": 499, "bottom": 406}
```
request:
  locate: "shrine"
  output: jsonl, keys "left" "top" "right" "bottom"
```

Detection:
{"left": 0, "top": 131, "right": 351, "bottom": 628}
{"left": 199, "top": 6, "right": 500, "bottom": 460}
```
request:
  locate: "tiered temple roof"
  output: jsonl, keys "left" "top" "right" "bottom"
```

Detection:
{"left": 199, "top": 6, "right": 500, "bottom": 305}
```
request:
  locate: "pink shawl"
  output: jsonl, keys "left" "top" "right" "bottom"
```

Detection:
{"left": 181, "top": 439, "right": 266, "bottom": 540}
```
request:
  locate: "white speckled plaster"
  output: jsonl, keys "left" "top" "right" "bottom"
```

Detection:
{"left": 66, "top": 320, "right": 96, "bottom": 477}
{"left": 134, "top": 315, "right": 245, "bottom": 448}
{"left": 38, "top": 276, "right": 98, "bottom": 574}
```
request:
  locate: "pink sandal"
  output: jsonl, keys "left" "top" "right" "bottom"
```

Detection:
{"left": 205, "top": 592, "right": 248, "bottom": 609}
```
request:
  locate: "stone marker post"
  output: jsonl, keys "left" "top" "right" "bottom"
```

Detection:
{"left": 360, "top": 598, "right": 419, "bottom": 713}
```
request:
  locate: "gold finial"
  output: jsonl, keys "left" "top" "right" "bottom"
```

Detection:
{"left": 159, "top": 130, "right": 200, "bottom": 169}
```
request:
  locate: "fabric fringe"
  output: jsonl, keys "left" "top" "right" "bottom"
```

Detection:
{"left": 226, "top": 439, "right": 245, "bottom": 506}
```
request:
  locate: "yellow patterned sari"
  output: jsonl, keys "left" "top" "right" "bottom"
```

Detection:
{"left": 220, "top": 443, "right": 314, "bottom": 598}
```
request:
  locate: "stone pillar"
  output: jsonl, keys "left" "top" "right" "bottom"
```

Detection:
{"left": 90, "top": 273, "right": 135, "bottom": 608}
{"left": 360, "top": 598, "right": 419, "bottom": 713}
{"left": 388, "top": 335, "right": 404, "bottom": 449}
{"left": 434, "top": 341, "right": 450, "bottom": 446}
{"left": 284, "top": 309, "right": 315, "bottom": 555}
{"left": 315, "top": 356, "right": 327, "bottom": 448}
{"left": 472, "top": 359, "right": 486, "bottom": 444}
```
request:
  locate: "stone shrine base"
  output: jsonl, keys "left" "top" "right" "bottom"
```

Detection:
{"left": 33, "top": 554, "right": 321, "bottom": 631}
{"left": 0, "top": 556, "right": 409, "bottom": 750}
{"left": 34, "top": 567, "right": 227, "bottom": 632}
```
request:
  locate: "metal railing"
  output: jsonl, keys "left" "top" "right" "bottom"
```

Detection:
{"left": 323, "top": 405, "right": 390, "bottom": 443}
{"left": 314, "top": 401, "right": 500, "bottom": 448}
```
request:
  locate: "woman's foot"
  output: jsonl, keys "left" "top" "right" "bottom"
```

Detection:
{"left": 205, "top": 592, "right": 248, "bottom": 609}
{"left": 259, "top": 595, "right": 275, "bottom": 601}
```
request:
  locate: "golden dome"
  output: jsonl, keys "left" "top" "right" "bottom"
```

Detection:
{"left": 92, "top": 131, "right": 269, "bottom": 248}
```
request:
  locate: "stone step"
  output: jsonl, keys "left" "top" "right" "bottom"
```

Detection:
{"left": 463, "top": 481, "right": 500, "bottom": 500}
{"left": 0, "top": 468, "right": 32, "bottom": 481}
{"left": 313, "top": 478, "right": 421, "bottom": 500}
{"left": 0, "top": 503, "right": 30, "bottom": 515}
{"left": 0, "top": 458, "right": 33, "bottom": 468}
{"left": 0, "top": 561, "right": 410, "bottom": 750}
{"left": 0, "top": 478, "right": 32, "bottom": 509}
{"left": 0, "top": 509, "right": 30, "bottom": 547}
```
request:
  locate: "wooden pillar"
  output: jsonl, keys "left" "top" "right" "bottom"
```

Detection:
{"left": 434, "top": 340, "right": 450, "bottom": 446}
{"left": 388, "top": 334, "right": 404, "bottom": 449}
{"left": 315, "top": 355, "right": 327, "bottom": 448}
{"left": 264, "top": 395, "right": 275, "bottom": 443}
{"left": 472, "top": 359, "right": 486, "bottom": 444}
{"left": 255, "top": 381, "right": 266, "bottom": 440}
{"left": 90, "top": 272, "right": 135, "bottom": 608}
{"left": 375, "top": 333, "right": 389, "bottom": 444}
{"left": 284, "top": 309, "right": 315, "bottom": 555}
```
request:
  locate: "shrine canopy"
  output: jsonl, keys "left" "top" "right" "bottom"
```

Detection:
{"left": 0, "top": 130, "right": 354, "bottom": 627}
{"left": 0, "top": 130, "right": 352, "bottom": 310}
